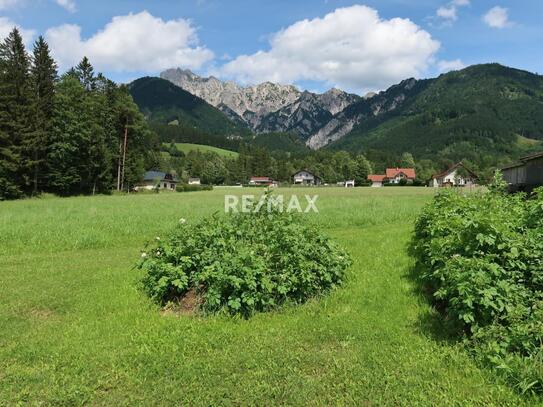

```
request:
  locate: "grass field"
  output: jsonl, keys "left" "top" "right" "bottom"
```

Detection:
{"left": 0, "top": 187, "right": 540, "bottom": 405}
{"left": 168, "top": 143, "right": 239, "bottom": 158}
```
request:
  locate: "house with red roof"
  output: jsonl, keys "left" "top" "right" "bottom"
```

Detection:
{"left": 368, "top": 168, "right": 416, "bottom": 187}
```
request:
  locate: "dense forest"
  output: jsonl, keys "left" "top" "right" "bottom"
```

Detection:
{"left": 0, "top": 29, "right": 159, "bottom": 200}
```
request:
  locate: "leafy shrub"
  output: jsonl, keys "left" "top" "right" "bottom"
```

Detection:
{"left": 138, "top": 194, "right": 351, "bottom": 317}
{"left": 176, "top": 184, "right": 213, "bottom": 192}
{"left": 411, "top": 174, "right": 543, "bottom": 394}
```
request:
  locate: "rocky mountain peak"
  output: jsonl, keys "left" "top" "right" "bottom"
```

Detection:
{"left": 160, "top": 68, "right": 360, "bottom": 136}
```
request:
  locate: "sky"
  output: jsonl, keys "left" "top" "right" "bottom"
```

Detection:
{"left": 0, "top": 0, "right": 542, "bottom": 94}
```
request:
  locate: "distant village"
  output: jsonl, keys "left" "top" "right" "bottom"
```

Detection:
{"left": 136, "top": 150, "right": 543, "bottom": 192}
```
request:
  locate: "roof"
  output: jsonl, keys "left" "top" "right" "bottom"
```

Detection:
{"left": 386, "top": 168, "right": 416, "bottom": 179}
{"left": 368, "top": 174, "right": 386, "bottom": 182}
{"left": 432, "top": 162, "right": 478, "bottom": 179}
{"left": 501, "top": 162, "right": 525, "bottom": 171}
{"left": 520, "top": 151, "right": 543, "bottom": 162}
{"left": 500, "top": 151, "right": 543, "bottom": 171}
{"left": 250, "top": 176, "right": 273, "bottom": 181}
{"left": 143, "top": 171, "right": 178, "bottom": 182}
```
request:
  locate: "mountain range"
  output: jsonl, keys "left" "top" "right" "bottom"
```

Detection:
{"left": 160, "top": 68, "right": 360, "bottom": 139}
{"left": 130, "top": 64, "right": 543, "bottom": 168}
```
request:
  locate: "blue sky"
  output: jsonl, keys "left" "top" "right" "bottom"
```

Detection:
{"left": 1, "top": 0, "right": 542, "bottom": 94}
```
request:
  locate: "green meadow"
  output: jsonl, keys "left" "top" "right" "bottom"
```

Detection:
{"left": 0, "top": 188, "right": 538, "bottom": 405}
{"left": 171, "top": 143, "right": 239, "bottom": 158}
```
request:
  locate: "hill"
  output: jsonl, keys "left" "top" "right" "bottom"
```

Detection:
{"left": 168, "top": 143, "right": 239, "bottom": 158}
{"left": 329, "top": 64, "right": 543, "bottom": 168}
{"left": 129, "top": 77, "right": 249, "bottom": 137}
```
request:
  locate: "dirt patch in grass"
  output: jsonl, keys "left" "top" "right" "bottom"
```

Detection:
{"left": 160, "top": 289, "right": 202, "bottom": 317}
{"left": 27, "top": 308, "right": 56, "bottom": 320}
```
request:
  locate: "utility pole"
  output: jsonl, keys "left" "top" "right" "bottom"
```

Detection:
{"left": 117, "top": 135, "right": 122, "bottom": 191}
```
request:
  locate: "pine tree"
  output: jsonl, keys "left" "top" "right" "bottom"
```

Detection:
{"left": 0, "top": 28, "right": 33, "bottom": 198}
{"left": 30, "top": 36, "right": 57, "bottom": 194}
{"left": 74, "top": 56, "right": 96, "bottom": 91}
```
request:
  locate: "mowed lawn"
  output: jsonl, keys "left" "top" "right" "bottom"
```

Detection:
{"left": 0, "top": 188, "right": 538, "bottom": 405}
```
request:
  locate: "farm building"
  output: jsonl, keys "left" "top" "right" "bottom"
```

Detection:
{"left": 293, "top": 170, "right": 321, "bottom": 186}
{"left": 368, "top": 175, "right": 386, "bottom": 187}
{"left": 136, "top": 171, "right": 178, "bottom": 191}
{"left": 431, "top": 163, "right": 478, "bottom": 188}
{"left": 188, "top": 178, "right": 201, "bottom": 185}
{"left": 249, "top": 176, "right": 276, "bottom": 187}
{"left": 367, "top": 168, "right": 416, "bottom": 187}
{"left": 502, "top": 151, "right": 543, "bottom": 192}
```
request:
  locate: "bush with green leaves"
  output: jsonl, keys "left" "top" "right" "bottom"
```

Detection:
{"left": 411, "top": 174, "right": 543, "bottom": 394}
{"left": 138, "top": 195, "right": 351, "bottom": 317}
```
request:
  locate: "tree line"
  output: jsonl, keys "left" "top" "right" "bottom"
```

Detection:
{"left": 160, "top": 143, "right": 375, "bottom": 186}
{"left": 0, "top": 29, "right": 158, "bottom": 200}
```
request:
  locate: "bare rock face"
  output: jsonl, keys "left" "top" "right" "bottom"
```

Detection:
{"left": 160, "top": 68, "right": 359, "bottom": 139}
{"left": 160, "top": 69, "right": 421, "bottom": 149}
{"left": 305, "top": 78, "right": 421, "bottom": 149}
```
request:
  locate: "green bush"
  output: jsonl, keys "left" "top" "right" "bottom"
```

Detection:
{"left": 411, "top": 174, "right": 543, "bottom": 394}
{"left": 138, "top": 194, "right": 351, "bottom": 317}
{"left": 176, "top": 184, "right": 213, "bottom": 192}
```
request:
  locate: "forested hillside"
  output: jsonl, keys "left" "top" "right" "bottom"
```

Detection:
{"left": 129, "top": 77, "right": 250, "bottom": 137}
{"left": 332, "top": 64, "right": 543, "bottom": 174}
{"left": 0, "top": 29, "right": 158, "bottom": 200}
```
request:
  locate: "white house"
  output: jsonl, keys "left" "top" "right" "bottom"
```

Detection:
{"left": 136, "top": 171, "right": 178, "bottom": 191}
{"left": 432, "top": 163, "right": 478, "bottom": 187}
{"left": 293, "top": 170, "right": 321, "bottom": 186}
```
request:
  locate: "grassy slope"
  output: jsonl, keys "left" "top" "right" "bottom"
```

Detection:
{"left": 0, "top": 189, "right": 538, "bottom": 405}
{"left": 172, "top": 143, "right": 239, "bottom": 158}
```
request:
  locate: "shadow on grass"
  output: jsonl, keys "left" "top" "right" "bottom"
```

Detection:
{"left": 404, "top": 242, "right": 462, "bottom": 345}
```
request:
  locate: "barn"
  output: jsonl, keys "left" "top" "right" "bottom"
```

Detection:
{"left": 502, "top": 152, "right": 543, "bottom": 192}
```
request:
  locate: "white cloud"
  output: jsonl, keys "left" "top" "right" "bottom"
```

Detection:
{"left": 0, "top": 16, "right": 35, "bottom": 45}
{"left": 436, "top": 0, "right": 470, "bottom": 23}
{"left": 437, "top": 6, "right": 457, "bottom": 21}
{"left": 55, "top": 0, "right": 76, "bottom": 12}
{"left": 45, "top": 11, "right": 214, "bottom": 72}
{"left": 0, "top": 0, "right": 21, "bottom": 10}
{"left": 483, "top": 6, "right": 511, "bottom": 28}
{"left": 438, "top": 59, "right": 465, "bottom": 73}
{"left": 218, "top": 5, "right": 440, "bottom": 93}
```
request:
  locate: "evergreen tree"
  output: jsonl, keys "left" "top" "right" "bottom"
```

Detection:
{"left": 30, "top": 36, "right": 57, "bottom": 194}
{"left": 354, "top": 154, "right": 373, "bottom": 185}
{"left": 74, "top": 56, "right": 96, "bottom": 91}
{"left": 0, "top": 28, "right": 33, "bottom": 198}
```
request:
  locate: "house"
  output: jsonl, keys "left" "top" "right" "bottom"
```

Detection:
{"left": 188, "top": 178, "right": 201, "bottom": 185}
{"left": 368, "top": 175, "right": 386, "bottom": 188}
{"left": 293, "top": 170, "right": 321, "bottom": 186}
{"left": 386, "top": 168, "right": 416, "bottom": 184}
{"left": 367, "top": 168, "right": 416, "bottom": 187}
{"left": 249, "top": 176, "right": 276, "bottom": 187}
{"left": 432, "top": 163, "right": 478, "bottom": 188}
{"left": 502, "top": 151, "right": 543, "bottom": 193}
{"left": 136, "top": 171, "right": 178, "bottom": 191}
